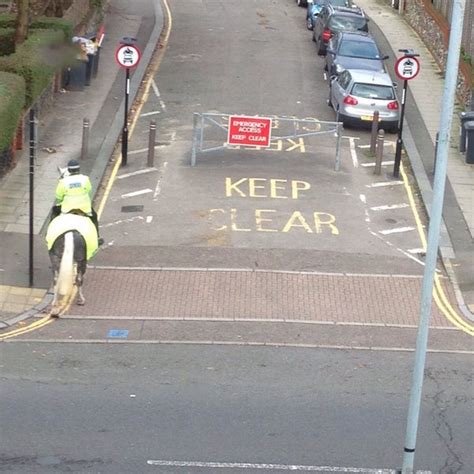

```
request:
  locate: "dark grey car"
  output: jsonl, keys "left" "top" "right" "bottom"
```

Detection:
{"left": 325, "top": 31, "right": 388, "bottom": 77}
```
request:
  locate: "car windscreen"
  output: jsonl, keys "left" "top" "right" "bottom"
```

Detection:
{"left": 328, "top": 15, "right": 367, "bottom": 32}
{"left": 339, "top": 40, "right": 380, "bottom": 59}
{"left": 351, "top": 83, "right": 394, "bottom": 100}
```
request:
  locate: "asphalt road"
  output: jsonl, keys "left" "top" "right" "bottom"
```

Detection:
{"left": 97, "top": 0, "right": 425, "bottom": 277}
{"left": 1, "top": 343, "right": 472, "bottom": 473}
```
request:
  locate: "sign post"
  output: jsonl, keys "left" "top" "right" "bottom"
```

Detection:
{"left": 393, "top": 50, "right": 420, "bottom": 178}
{"left": 115, "top": 38, "right": 141, "bottom": 166}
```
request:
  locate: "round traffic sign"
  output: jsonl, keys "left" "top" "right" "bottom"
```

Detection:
{"left": 115, "top": 44, "right": 141, "bottom": 69}
{"left": 395, "top": 56, "right": 420, "bottom": 81}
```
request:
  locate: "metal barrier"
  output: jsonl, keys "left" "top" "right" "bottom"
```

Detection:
{"left": 191, "top": 112, "right": 343, "bottom": 170}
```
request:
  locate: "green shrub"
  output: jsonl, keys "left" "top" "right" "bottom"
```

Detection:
{"left": 30, "top": 17, "right": 73, "bottom": 40}
{"left": 0, "top": 14, "right": 15, "bottom": 29}
{"left": 0, "top": 71, "right": 26, "bottom": 152}
{"left": 0, "top": 28, "right": 14, "bottom": 56}
{"left": 0, "top": 14, "right": 73, "bottom": 39}
{"left": 0, "top": 29, "right": 66, "bottom": 106}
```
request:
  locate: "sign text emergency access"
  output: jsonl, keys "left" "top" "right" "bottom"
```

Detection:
{"left": 227, "top": 116, "right": 272, "bottom": 147}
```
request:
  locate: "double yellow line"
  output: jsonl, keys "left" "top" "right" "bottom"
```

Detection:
{"left": 400, "top": 163, "right": 474, "bottom": 335}
{"left": 0, "top": 316, "right": 53, "bottom": 341}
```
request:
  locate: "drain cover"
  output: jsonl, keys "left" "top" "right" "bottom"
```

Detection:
{"left": 121, "top": 205, "right": 144, "bottom": 213}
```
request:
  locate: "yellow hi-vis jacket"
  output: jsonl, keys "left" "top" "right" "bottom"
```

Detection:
{"left": 55, "top": 174, "right": 92, "bottom": 215}
{"left": 46, "top": 214, "right": 98, "bottom": 261}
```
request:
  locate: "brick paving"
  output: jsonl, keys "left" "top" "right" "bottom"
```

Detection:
{"left": 69, "top": 268, "right": 454, "bottom": 328}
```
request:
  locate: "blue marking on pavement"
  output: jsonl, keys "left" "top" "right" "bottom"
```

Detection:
{"left": 107, "top": 329, "right": 129, "bottom": 338}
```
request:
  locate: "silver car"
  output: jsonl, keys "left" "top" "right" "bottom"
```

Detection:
{"left": 328, "top": 69, "right": 400, "bottom": 132}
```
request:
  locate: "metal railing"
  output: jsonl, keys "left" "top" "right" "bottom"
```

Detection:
{"left": 191, "top": 112, "right": 343, "bottom": 170}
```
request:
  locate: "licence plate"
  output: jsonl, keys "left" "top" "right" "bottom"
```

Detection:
{"left": 361, "top": 115, "right": 381, "bottom": 121}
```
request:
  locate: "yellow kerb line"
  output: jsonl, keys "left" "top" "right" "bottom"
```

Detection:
{"left": 400, "top": 163, "right": 473, "bottom": 335}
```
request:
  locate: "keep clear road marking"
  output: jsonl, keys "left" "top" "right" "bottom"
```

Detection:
{"left": 146, "top": 460, "right": 432, "bottom": 473}
{"left": 121, "top": 189, "right": 153, "bottom": 199}
{"left": 366, "top": 181, "right": 404, "bottom": 188}
{"left": 117, "top": 167, "right": 157, "bottom": 179}
{"left": 370, "top": 203, "right": 409, "bottom": 211}
{"left": 379, "top": 226, "right": 416, "bottom": 235}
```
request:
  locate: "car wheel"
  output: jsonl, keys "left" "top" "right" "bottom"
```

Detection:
{"left": 327, "top": 96, "right": 333, "bottom": 108}
{"left": 306, "top": 18, "right": 313, "bottom": 30}
{"left": 312, "top": 32, "right": 316, "bottom": 42}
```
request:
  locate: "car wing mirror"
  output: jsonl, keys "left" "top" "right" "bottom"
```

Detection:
{"left": 392, "top": 82, "right": 398, "bottom": 88}
{"left": 330, "top": 75, "right": 338, "bottom": 83}
{"left": 382, "top": 54, "right": 389, "bottom": 60}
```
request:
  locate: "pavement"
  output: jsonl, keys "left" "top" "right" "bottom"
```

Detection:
{"left": 0, "top": 0, "right": 473, "bottom": 331}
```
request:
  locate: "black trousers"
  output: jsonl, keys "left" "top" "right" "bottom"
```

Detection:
{"left": 51, "top": 205, "right": 99, "bottom": 235}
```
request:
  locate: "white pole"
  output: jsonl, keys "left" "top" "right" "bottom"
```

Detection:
{"left": 401, "top": 0, "right": 466, "bottom": 471}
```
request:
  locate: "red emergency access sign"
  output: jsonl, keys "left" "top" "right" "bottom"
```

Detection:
{"left": 227, "top": 116, "right": 272, "bottom": 147}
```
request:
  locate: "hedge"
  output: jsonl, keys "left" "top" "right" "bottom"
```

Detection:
{"left": 0, "top": 29, "right": 66, "bottom": 106}
{"left": 0, "top": 28, "right": 15, "bottom": 56}
{"left": 0, "top": 14, "right": 73, "bottom": 40}
{"left": 0, "top": 71, "right": 26, "bottom": 174}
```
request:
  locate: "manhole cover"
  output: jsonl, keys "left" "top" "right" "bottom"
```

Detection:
{"left": 121, "top": 205, "right": 144, "bottom": 213}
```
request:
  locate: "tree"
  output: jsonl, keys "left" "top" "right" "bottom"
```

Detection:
{"left": 14, "top": 0, "right": 29, "bottom": 46}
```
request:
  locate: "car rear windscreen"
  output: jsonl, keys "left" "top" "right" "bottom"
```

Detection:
{"left": 351, "top": 83, "right": 394, "bottom": 100}
{"left": 329, "top": 15, "right": 367, "bottom": 32}
{"left": 339, "top": 40, "right": 380, "bottom": 59}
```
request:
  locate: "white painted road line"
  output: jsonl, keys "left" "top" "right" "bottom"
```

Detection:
{"left": 360, "top": 161, "right": 394, "bottom": 167}
{"left": 100, "top": 216, "right": 145, "bottom": 228}
{"left": 379, "top": 226, "right": 416, "bottom": 235}
{"left": 140, "top": 110, "right": 161, "bottom": 117}
{"left": 349, "top": 137, "right": 358, "bottom": 167}
{"left": 358, "top": 142, "right": 395, "bottom": 149}
{"left": 370, "top": 203, "right": 409, "bottom": 211}
{"left": 128, "top": 146, "right": 161, "bottom": 156}
{"left": 366, "top": 181, "right": 404, "bottom": 188}
{"left": 151, "top": 79, "right": 167, "bottom": 110}
{"left": 146, "top": 216, "right": 153, "bottom": 224}
{"left": 408, "top": 248, "right": 426, "bottom": 254}
{"left": 359, "top": 194, "right": 366, "bottom": 203}
{"left": 154, "top": 161, "right": 168, "bottom": 200}
{"left": 117, "top": 167, "right": 157, "bottom": 179}
{"left": 121, "top": 189, "right": 153, "bottom": 199}
{"left": 146, "top": 460, "right": 431, "bottom": 473}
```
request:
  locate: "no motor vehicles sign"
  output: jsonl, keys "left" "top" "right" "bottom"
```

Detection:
{"left": 228, "top": 116, "right": 272, "bottom": 147}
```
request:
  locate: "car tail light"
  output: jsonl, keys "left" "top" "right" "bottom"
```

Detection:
{"left": 387, "top": 101, "right": 399, "bottom": 110}
{"left": 343, "top": 95, "right": 358, "bottom": 105}
{"left": 322, "top": 29, "right": 332, "bottom": 42}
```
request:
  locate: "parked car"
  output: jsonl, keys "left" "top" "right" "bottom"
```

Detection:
{"left": 312, "top": 4, "right": 368, "bottom": 56}
{"left": 328, "top": 69, "right": 399, "bottom": 132}
{"left": 325, "top": 31, "right": 388, "bottom": 76}
{"left": 306, "top": 0, "right": 354, "bottom": 31}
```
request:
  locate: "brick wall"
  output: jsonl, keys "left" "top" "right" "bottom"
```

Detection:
{"left": 404, "top": 0, "right": 472, "bottom": 107}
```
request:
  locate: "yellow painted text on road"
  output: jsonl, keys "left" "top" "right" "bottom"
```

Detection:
{"left": 225, "top": 178, "right": 311, "bottom": 199}
{"left": 209, "top": 209, "right": 339, "bottom": 235}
